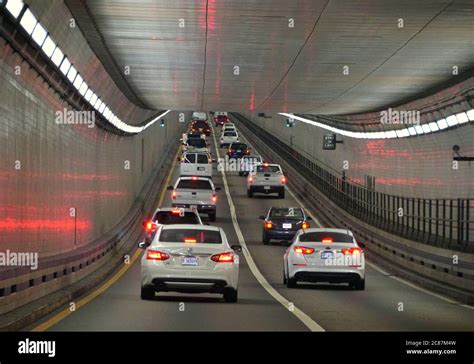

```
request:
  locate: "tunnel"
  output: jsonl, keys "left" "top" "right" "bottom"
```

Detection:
{"left": 0, "top": 0, "right": 473, "bottom": 360}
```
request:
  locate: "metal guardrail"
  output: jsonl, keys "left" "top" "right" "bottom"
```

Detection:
{"left": 233, "top": 113, "right": 473, "bottom": 252}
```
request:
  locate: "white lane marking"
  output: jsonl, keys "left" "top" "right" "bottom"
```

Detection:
{"left": 236, "top": 120, "right": 474, "bottom": 310}
{"left": 211, "top": 124, "right": 325, "bottom": 332}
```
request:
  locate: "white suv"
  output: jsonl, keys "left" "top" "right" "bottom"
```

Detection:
{"left": 168, "top": 176, "right": 221, "bottom": 221}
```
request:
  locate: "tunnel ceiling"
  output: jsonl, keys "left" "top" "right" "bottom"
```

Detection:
{"left": 67, "top": 0, "right": 474, "bottom": 114}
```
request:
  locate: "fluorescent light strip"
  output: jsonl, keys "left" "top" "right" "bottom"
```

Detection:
{"left": 6, "top": 0, "right": 24, "bottom": 18}
{"left": 11, "top": 3, "right": 167, "bottom": 134}
{"left": 279, "top": 110, "right": 473, "bottom": 140}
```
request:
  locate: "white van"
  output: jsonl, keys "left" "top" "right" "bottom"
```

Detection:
{"left": 180, "top": 152, "right": 213, "bottom": 178}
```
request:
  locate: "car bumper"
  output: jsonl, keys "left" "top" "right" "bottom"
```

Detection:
{"left": 289, "top": 266, "right": 365, "bottom": 283}
{"left": 141, "top": 262, "right": 238, "bottom": 292}
{"left": 172, "top": 203, "right": 216, "bottom": 214}
{"left": 264, "top": 229, "right": 298, "bottom": 240}
{"left": 248, "top": 185, "right": 285, "bottom": 194}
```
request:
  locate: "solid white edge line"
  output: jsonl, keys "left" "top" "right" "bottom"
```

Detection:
{"left": 210, "top": 121, "right": 325, "bottom": 332}
{"left": 236, "top": 118, "right": 474, "bottom": 311}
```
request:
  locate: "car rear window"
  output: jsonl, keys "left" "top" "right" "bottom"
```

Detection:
{"left": 270, "top": 208, "right": 304, "bottom": 219}
{"left": 256, "top": 165, "right": 281, "bottom": 173}
{"left": 299, "top": 232, "right": 353, "bottom": 243}
{"left": 159, "top": 229, "right": 222, "bottom": 244}
{"left": 154, "top": 211, "right": 200, "bottom": 224}
{"left": 217, "top": 115, "right": 227, "bottom": 119}
{"left": 183, "top": 154, "right": 196, "bottom": 163}
{"left": 193, "top": 122, "right": 208, "bottom": 128}
{"left": 224, "top": 132, "right": 237, "bottom": 136}
{"left": 230, "top": 143, "right": 247, "bottom": 149}
{"left": 177, "top": 179, "right": 212, "bottom": 190}
{"left": 187, "top": 139, "right": 206, "bottom": 148}
{"left": 197, "top": 154, "right": 209, "bottom": 163}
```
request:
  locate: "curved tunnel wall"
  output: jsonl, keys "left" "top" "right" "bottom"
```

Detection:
{"left": 241, "top": 112, "right": 474, "bottom": 199}
{"left": 0, "top": 38, "right": 186, "bottom": 256}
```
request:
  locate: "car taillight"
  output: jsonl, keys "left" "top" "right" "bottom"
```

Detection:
{"left": 146, "top": 250, "right": 170, "bottom": 261}
{"left": 211, "top": 252, "right": 234, "bottom": 263}
{"left": 280, "top": 176, "right": 287, "bottom": 184}
{"left": 321, "top": 237, "right": 333, "bottom": 244}
{"left": 246, "top": 149, "right": 250, "bottom": 154}
{"left": 192, "top": 176, "right": 198, "bottom": 180}
{"left": 172, "top": 191, "right": 177, "bottom": 200}
{"left": 342, "top": 247, "right": 362, "bottom": 255}
{"left": 212, "top": 192, "right": 217, "bottom": 202}
{"left": 248, "top": 176, "right": 253, "bottom": 183}
{"left": 293, "top": 246, "right": 314, "bottom": 254}
{"left": 264, "top": 221, "right": 273, "bottom": 229}
{"left": 301, "top": 221, "right": 309, "bottom": 229}
{"left": 144, "top": 220, "right": 158, "bottom": 233}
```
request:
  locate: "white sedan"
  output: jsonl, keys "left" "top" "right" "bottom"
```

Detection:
{"left": 139, "top": 225, "right": 241, "bottom": 302}
{"left": 220, "top": 130, "right": 239, "bottom": 148}
{"left": 283, "top": 228, "right": 365, "bottom": 290}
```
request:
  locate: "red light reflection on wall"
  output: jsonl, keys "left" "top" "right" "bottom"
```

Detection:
{"left": 0, "top": 218, "right": 90, "bottom": 230}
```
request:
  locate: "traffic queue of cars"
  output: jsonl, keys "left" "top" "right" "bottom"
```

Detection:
{"left": 137, "top": 111, "right": 365, "bottom": 304}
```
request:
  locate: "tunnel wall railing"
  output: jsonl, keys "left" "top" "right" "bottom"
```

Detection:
{"left": 233, "top": 113, "right": 472, "bottom": 253}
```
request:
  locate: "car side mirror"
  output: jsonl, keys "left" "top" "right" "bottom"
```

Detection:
{"left": 231, "top": 245, "right": 242, "bottom": 252}
{"left": 306, "top": 216, "right": 313, "bottom": 221}
{"left": 167, "top": 185, "right": 174, "bottom": 191}
{"left": 138, "top": 241, "right": 149, "bottom": 249}
{"left": 259, "top": 215, "right": 265, "bottom": 220}
{"left": 215, "top": 186, "right": 222, "bottom": 191}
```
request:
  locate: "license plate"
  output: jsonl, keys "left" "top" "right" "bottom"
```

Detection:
{"left": 264, "top": 186, "right": 270, "bottom": 190}
{"left": 197, "top": 167, "right": 205, "bottom": 171}
{"left": 321, "top": 251, "right": 333, "bottom": 259}
{"left": 182, "top": 256, "right": 199, "bottom": 266}
{"left": 283, "top": 223, "right": 292, "bottom": 229}
{"left": 237, "top": 150, "right": 241, "bottom": 152}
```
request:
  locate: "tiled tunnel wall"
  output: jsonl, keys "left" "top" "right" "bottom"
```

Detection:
{"left": 241, "top": 112, "right": 474, "bottom": 199}
{"left": 0, "top": 39, "right": 186, "bottom": 256}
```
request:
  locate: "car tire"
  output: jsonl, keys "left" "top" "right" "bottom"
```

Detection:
{"left": 286, "top": 276, "right": 297, "bottom": 288}
{"left": 262, "top": 233, "right": 270, "bottom": 245}
{"left": 209, "top": 212, "right": 216, "bottom": 222}
{"left": 279, "top": 191, "right": 285, "bottom": 199}
{"left": 247, "top": 190, "right": 253, "bottom": 198}
{"left": 141, "top": 285, "right": 155, "bottom": 300}
{"left": 352, "top": 279, "right": 365, "bottom": 290}
{"left": 223, "top": 288, "right": 238, "bottom": 303}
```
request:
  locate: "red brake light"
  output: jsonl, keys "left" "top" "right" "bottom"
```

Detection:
{"left": 146, "top": 250, "right": 170, "bottom": 261}
{"left": 184, "top": 238, "right": 197, "bottom": 243}
{"left": 144, "top": 220, "right": 157, "bottom": 233}
{"left": 280, "top": 176, "right": 287, "bottom": 184}
{"left": 293, "top": 246, "right": 314, "bottom": 255}
{"left": 301, "top": 221, "right": 309, "bottom": 229}
{"left": 322, "top": 237, "right": 333, "bottom": 244}
{"left": 212, "top": 192, "right": 217, "bottom": 202}
{"left": 264, "top": 162, "right": 269, "bottom": 167}
{"left": 248, "top": 176, "right": 253, "bottom": 183}
{"left": 192, "top": 176, "right": 198, "bottom": 180}
{"left": 211, "top": 252, "right": 234, "bottom": 263}
{"left": 265, "top": 222, "right": 273, "bottom": 229}
{"left": 172, "top": 190, "right": 177, "bottom": 199}
{"left": 342, "top": 247, "right": 362, "bottom": 255}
